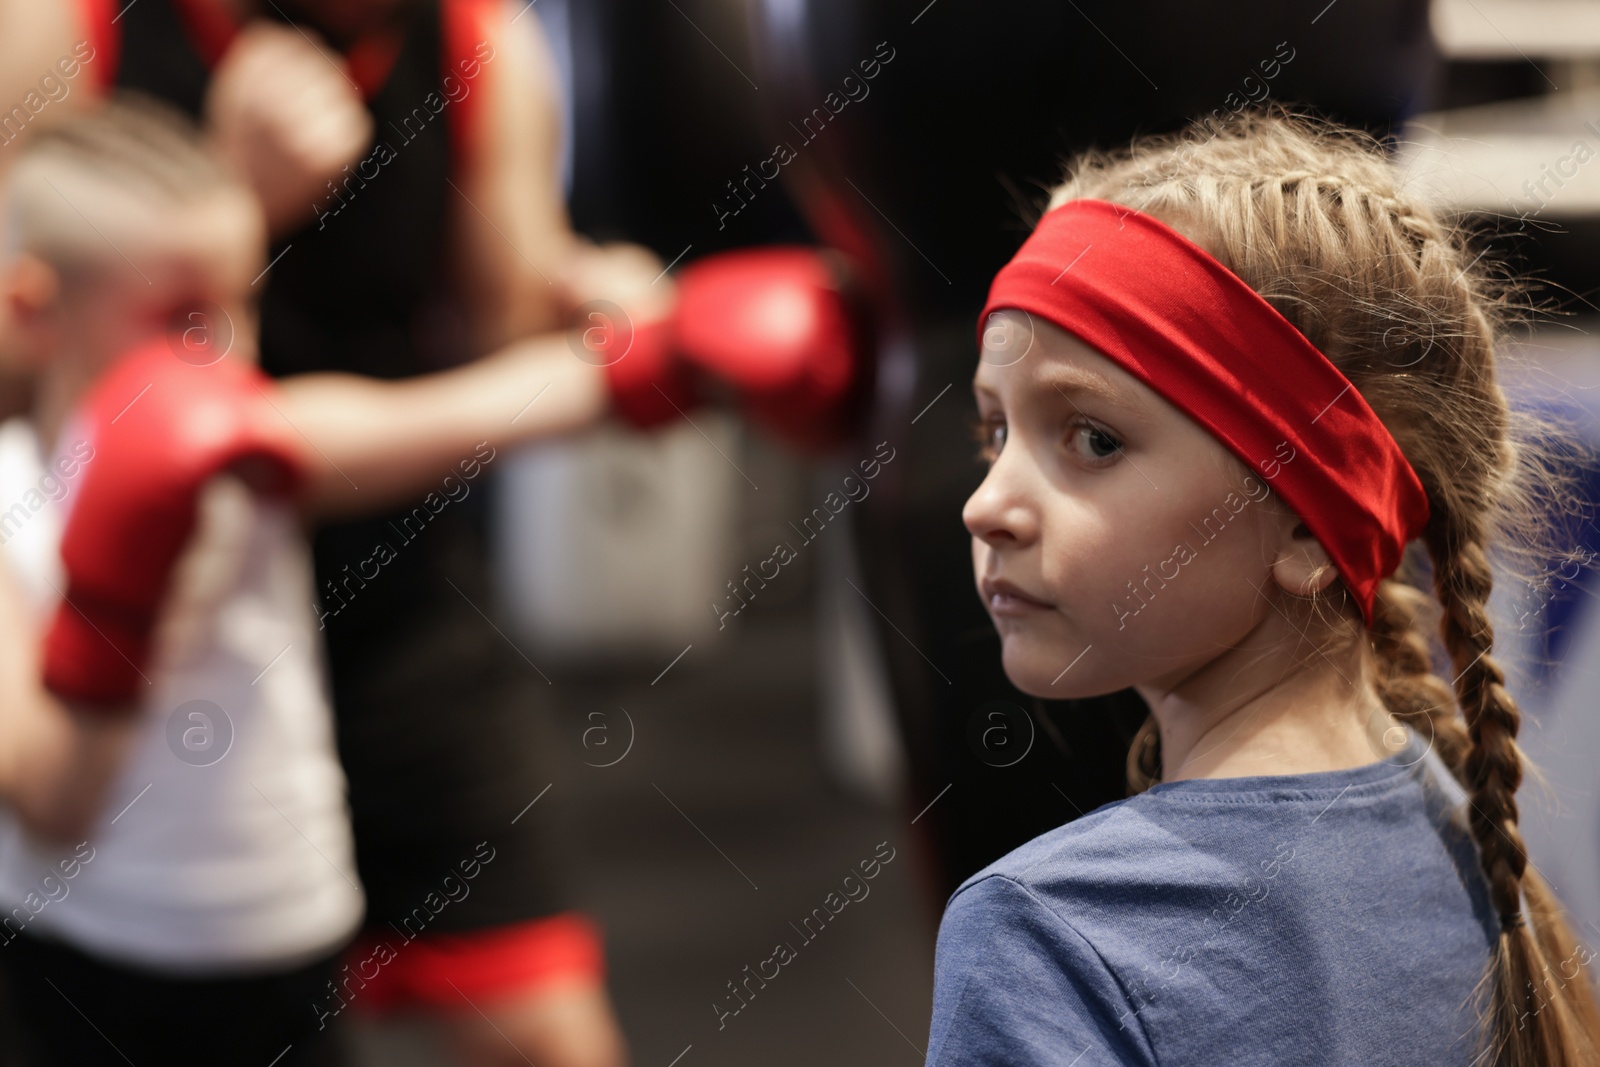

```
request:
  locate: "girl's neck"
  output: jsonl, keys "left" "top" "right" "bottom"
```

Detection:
{"left": 1135, "top": 615, "right": 1397, "bottom": 784}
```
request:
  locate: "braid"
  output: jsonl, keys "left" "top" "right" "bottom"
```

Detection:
{"left": 1428, "top": 509, "right": 1600, "bottom": 1065}
{"left": 1125, "top": 714, "right": 1160, "bottom": 794}
{"left": 1425, "top": 511, "right": 1529, "bottom": 929}
{"left": 1049, "top": 107, "right": 1600, "bottom": 1065}
{"left": 1367, "top": 577, "right": 1471, "bottom": 780}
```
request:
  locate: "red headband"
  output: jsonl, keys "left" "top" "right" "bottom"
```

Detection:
{"left": 978, "top": 198, "right": 1430, "bottom": 625}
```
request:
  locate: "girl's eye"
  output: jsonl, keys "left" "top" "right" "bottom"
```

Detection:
{"left": 1069, "top": 419, "right": 1123, "bottom": 465}
{"left": 970, "top": 416, "right": 1005, "bottom": 464}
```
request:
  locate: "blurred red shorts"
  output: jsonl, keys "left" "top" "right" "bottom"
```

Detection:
{"left": 342, "top": 911, "right": 607, "bottom": 1013}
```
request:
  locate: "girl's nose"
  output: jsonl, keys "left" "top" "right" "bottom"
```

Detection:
{"left": 963, "top": 453, "right": 1037, "bottom": 547}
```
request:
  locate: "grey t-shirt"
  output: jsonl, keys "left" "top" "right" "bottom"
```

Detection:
{"left": 926, "top": 728, "right": 1502, "bottom": 1065}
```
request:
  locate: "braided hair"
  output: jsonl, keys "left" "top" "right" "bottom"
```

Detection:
{"left": 1045, "top": 108, "right": 1600, "bottom": 1066}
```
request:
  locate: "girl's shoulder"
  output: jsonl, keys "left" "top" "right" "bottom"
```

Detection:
{"left": 931, "top": 735, "right": 1497, "bottom": 1066}
{"left": 949, "top": 733, "right": 1459, "bottom": 927}
{"left": 948, "top": 790, "right": 1230, "bottom": 923}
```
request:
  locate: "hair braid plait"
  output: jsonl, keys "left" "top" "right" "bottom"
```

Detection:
{"left": 1424, "top": 509, "right": 1528, "bottom": 928}
{"left": 1125, "top": 714, "right": 1160, "bottom": 794}
{"left": 1050, "top": 108, "right": 1600, "bottom": 1064}
{"left": 1366, "top": 577, "right": 1471, "bottom": 780}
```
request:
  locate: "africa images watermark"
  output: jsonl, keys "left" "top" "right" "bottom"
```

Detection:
{"left": 1507, "top": 119, "right": 1600, "bottom": 229}
{"left": 1112, "top": 441, "right": 1298, "bottom": 630}
{"left": 166, "top": 699, "right": 234, "bottom": 767}
{"left": 0, "top": 439, "right": 94, "bottom": 547}
{"left": 1514, "top": 936, "right": 1600, "bottom": 1033}
{"left": 1512, "top": 546, "right": 1598, "bottom": 634}
{"left": 1115, "top": 838, "right": 1298, "bottom": 1033}
{"left": 1133, "top": 40, "right": 1296, "bottom": 186}
{"left": 711, "top": 440, "right": 897, "bottom": 630}
{"left": 310, "top": 839, "right": 498, "bottom": 1029}
{"left": 580, "top": 707, "right": 636, "bottom": 768}
{"left": 712, "top": 40, "right": 898, "bottom": 231}
{"left": 315, "top": 441, "right": 498, "bottom": 629}
{"left": 713, "top": 839, "right": 897, "bottom": 1030}
{"left": 0, "top": 40, "right": 97, "bottom": 149}
{"left": 311, "top": 37, "right": 496, "bottom": 229}
{"left": 0, "top": 841, "right": 97, "bottom": 946}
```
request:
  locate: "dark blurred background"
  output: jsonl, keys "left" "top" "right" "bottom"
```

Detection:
{"left": 466, "top": 2, "right": 1600, "bottom": 1064}
{"left": 8, "top": 1, "right": 1600, "bottom": 1063}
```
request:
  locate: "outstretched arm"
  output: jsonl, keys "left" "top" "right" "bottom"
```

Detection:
{"left": 274, "top": 329, "right": 610, "bottom": 521}
{"left": 276, "top": 235, "right": 677, "bottom": 521}
{"left": 446, "top": 0, "right": 579, "bottom": 350}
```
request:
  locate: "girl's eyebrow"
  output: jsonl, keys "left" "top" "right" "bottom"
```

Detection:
{"left": 974, "top": 364, "right": 1143, "bottom": 413}
{"left": 1033, "top": 364, "right": 1142, "bottom": 410}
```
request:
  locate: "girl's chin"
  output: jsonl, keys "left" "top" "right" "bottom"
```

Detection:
{"left": 1000, "top": 635, "right": 1124, "bottom": 700}
{"left": 1002, "top": 646, "right": 1085, "bottom": 699}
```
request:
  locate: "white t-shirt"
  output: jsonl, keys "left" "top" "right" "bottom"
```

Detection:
{"left": 0, "top": 416, "right": 364, "bottom": 976}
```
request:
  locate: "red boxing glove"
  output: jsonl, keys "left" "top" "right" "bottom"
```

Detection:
{"left": 602, "top": 247, "right": 870, "bottom": 451}
{"left": 42, "top": 336, "right": 306, "bottom": 706}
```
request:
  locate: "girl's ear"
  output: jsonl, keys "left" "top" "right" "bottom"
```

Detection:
{"left": 1271, "top": 520, "right": 1338, "bottom": 597}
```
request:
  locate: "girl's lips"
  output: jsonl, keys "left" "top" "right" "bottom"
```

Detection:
{"left": 981, "top": 578, "right": 1053, "bottom": 616}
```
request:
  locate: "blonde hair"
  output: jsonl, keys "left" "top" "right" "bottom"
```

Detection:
{"left": 1041, "top": 107, "right": 1600, "bottom": 1066}
{"left": 4, "top": 92, "right": 239, "bottom": 274}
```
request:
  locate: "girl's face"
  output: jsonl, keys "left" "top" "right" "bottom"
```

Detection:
{"left": 964, "top": 311, "right": 1298, "bottom": 700}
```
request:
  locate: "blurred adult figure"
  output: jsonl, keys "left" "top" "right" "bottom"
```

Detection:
{"left": 748, "top": 0, "right": 1436, "bottom": 898}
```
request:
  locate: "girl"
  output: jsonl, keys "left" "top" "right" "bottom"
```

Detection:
{"left": 930, "top": 110, "right": 1600, "bottom": 1066}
